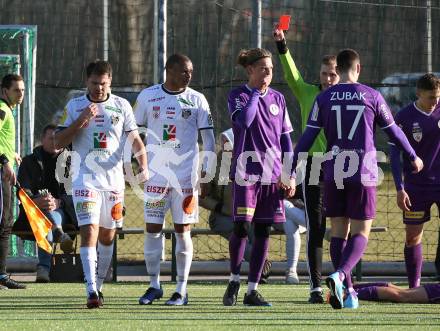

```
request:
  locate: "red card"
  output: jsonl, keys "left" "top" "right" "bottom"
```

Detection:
{"left": 278, "top": 15, "right": 291, "bottom": 31}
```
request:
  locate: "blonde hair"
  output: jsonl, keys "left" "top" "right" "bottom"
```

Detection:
{"left": 237, "top": 48, "right": 272, "bottom": 67}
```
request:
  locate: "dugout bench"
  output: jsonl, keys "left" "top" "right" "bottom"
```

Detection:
{"left": 12, "top": 226, "right": 387, "bottom": 282}
{"left": 113, "top": 226, "right": 388, "bottom": 282}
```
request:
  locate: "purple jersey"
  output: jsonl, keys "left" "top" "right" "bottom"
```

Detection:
{"left": 228, "top": 85, "right": 293, "bottom": 182}
{"left": 308, "top": 83, "right": 394, "bottom": 183}
{"left": 394, "top": 103, "right": 440, "bottom": 190}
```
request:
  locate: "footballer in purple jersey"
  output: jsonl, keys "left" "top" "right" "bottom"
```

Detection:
{"left": 290, "top": 49, "right": 423, "bottom": 310}
{"left": 389, "top": 73, "right": 440, "bottom": 289}
{"left": 223, "top": 48, "right": 294, "bottom": 307}
{"left": 352, "top": 282, "right": 440, "bottom": 304}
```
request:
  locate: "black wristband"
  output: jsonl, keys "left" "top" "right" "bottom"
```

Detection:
{"left": 276, "top": 39, "right": 288, "bottom": 54}
{"left": 0, "top": 154, "right": 9, "bottom": 166}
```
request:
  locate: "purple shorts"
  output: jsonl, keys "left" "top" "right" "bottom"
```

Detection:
{"left": 423, "top": 283, "right": 440, "bottom": 303}
{"left": 323, "top": 181, "right": 376, "bottom": 220}
{"left": 403, "top": 186, "right": 440, "bottom": 225}
{"left": 232, "top": 182, "right": 285, "bottom": 223}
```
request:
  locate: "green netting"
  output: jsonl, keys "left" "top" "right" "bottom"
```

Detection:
{"left": 0, "top": 25, "right": 37, "bottom": 258}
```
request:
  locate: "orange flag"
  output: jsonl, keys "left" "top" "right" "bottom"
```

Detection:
{"left": 17, "top": 188, "right": 53, "bottom": 254}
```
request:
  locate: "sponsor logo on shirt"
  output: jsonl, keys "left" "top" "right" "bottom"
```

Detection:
{"left": 76, "top": 201, "right": 96, "bottom": 213}
{"left": 236, "top": 207, "right": 255, "bottom": 216}
{"left": 163, "top": 124, "right": 176, "bottom": 140}
{"left": 182, "top": 109, "right": 191, "bottom": 119}
{"left": 208, "top": 114, "right": 213, "bottom": 126}
{"left": 166, "top": 109, "right": 176, "bottom": 119}
{"left": 412, "top": 122, "right": 422, "bottom": 142}
{"left": 145, "top": 200, "right": 166, "bottom": 209}
{"left": 269, "top": 104, "right": 279, "bottom": 116}
{"left": 148, "top": 96, "right": 165, "bottom": 103}
{"left": 145, "top": 185, "right": 170, "bottom": 194}
{"left": 178, "top": 97, "right": 195, "bottom": 107}
{"left": 74, "top": 189, "right": 98, "bottom": 198}
{"left": 94, "top": 132, "right": 108, "bottom": 148}
{"left": 105, "top": 105, "right": 122, "bottom": 114}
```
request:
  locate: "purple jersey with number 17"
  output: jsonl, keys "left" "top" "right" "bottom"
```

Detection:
{"left": 307, "top": 83, "right": 394, "bottom": 183}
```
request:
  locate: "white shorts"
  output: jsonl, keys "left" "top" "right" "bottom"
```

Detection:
{"left": 143, "top": 183, "right": 198, "bottom": 225}
{"left": 72, "top": 187, "right": 124, "bottom": 229}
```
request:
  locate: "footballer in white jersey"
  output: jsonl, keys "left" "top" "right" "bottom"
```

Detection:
{"left": 59, "top": 93, "right": 137, "bottom": 192}
{"left": 136, "top": 54, "right": 215, "bottom": 306}
{"left": 134, "top": 83, "right": 213, "bottom": 187}
{"left": 55, "top": 61, "right": 148, "bottom": 309}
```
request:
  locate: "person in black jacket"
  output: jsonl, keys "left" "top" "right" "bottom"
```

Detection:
{"left": 14, "top": 124, "right": 77, "bottom": 282}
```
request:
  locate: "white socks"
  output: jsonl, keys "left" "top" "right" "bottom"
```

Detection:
{"left": 96, "top": 242, "right": 114, "bottom": 292}
{"left": 144, "top": 232, "right": 163, "bottom": 289}
{"left": 247, "top": 281, "right": 258, "bottom": 294}
{"left": 80, "top": 246, "right": 97, "bottom": 294}
{"left": 230, "top": 273, "right": 240, "bottom": 282}
{"left": 175, "top": 231, "right": 193, "bottom": 296}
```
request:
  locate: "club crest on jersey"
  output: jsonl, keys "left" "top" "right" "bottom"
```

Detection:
{"left": 111, "top": 114, "right": 120, "bottom": 125}
{"left": 182, "top": 109, "right": 191, "bottom": 119}
{"left": 93, "top": 132, "right": 107, "bottom": 148}
{"left": 412, "top": 122, "right": 422, "bottom": 142}
{"left": 153, "top": 106, "right": 160, "bottom": 119}
{"left": 269, "top": 104, "right": 279, "bottom": 116}
{"left": 163, "top": 124, "right": 176, "bottom": 141}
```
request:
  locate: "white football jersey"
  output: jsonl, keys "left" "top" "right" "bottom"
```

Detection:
{"left": 59, "top": 94, "right": 138, "bottom": 191}
{"left": 134, "top": 84, "right": 213, "bottom": 186}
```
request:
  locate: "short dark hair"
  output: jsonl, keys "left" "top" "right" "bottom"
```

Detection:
{"left": 86, "top": 60, "right": 112, "bottom": 78}
{"left": 416, "top": 73, "right": 440, "bottom": 91}
{"left": 336, "top": 49, "right": 360, "bottom": 73}
{"left": 165, "top": 53, "right": 191, "bottom": 70}
{"left": 321, "top": 55, "right": 336, "bottom": 66}
{"left": 237, "top": 48, "right": 272, "bottom": 67}
{"left": 41, "top": 124, "right": 57, "bottom": 138}
{"left": 1, "top": 74, "right": 24, "bottom": 89}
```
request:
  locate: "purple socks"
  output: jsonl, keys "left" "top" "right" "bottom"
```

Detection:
{"left": 229, "top": 233, "right": 248, "bottom": 275}
{"left": 248, "top": 236, "right": 269, "bottom": 283}
{"left": 404, "top": 243, "right": 423, "bottom": 288}
{"left": 330, "top": 237, "right": 347, "bottom": 270}
{"left": 337, "top": 234, "right": 368, "bottom": 283}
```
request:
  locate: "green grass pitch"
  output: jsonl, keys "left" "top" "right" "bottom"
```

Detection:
{"left": 0, "top": 282, "right": 439, "bottom": 330}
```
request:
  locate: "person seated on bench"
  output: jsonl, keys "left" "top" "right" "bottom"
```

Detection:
{"left": 14, "top": 124, "right": 78, "bottom": 283}
{"left": 200, "top": 129, "right": 307, "bottom": 284}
